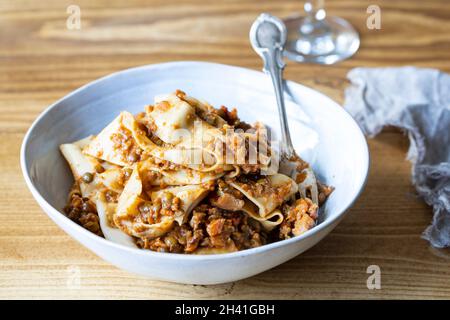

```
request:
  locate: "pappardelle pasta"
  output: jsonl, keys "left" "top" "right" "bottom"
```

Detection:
{"left": 61, "top": 90, "right": 332, "bottom": 254}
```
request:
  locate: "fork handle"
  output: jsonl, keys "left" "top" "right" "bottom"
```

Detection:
{"left": 264, "top": 49, "right": 296, "bottom": 158}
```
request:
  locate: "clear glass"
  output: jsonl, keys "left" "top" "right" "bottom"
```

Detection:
{"left": 284, "top": 0, "right": 360, "bottom": 64}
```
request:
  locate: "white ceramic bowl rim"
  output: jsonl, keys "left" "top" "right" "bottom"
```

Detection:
{"left": 21, "top": 61, "right": 370, "bottom": 261}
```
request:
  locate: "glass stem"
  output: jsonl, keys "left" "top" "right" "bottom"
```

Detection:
{"left": 304, "top": 0, "right": 326, "bottom": 22}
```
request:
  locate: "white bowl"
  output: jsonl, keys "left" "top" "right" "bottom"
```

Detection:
{"left": 21, "top": 61, "right": 369, "bottom": 285}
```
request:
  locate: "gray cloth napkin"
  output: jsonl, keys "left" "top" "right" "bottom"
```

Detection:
{"left": 344, "top": 67, "right": 450, "bottom": 248}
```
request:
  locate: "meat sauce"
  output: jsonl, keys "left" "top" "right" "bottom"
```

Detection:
{"left": 62, "top": 91, "right": 332, "bottom": 254}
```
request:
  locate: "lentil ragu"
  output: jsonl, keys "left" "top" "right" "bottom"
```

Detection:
{"left": 64, "top": 186, "right": 103, "bottom": 237}
{"left": 61, "top": 90, "right": 332, "bottom": 254}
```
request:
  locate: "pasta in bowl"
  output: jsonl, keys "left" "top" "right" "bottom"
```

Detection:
{"left": 61, "top": 90, "right": 332, "bottom": 254}
{"left": 21, "top": 61, "right": 369, "bottom": 284}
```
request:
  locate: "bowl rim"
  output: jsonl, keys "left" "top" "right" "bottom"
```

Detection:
{"left": 20, "top": 60, "right": 370, "bottom": 261}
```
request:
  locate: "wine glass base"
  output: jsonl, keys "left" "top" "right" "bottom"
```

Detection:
{"left": 284, "top": 15, "right": 360, "bottom": 64}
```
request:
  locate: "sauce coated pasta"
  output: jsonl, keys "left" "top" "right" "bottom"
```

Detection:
{"left": 61, "top": 90, "right": 332, "bottom": 254}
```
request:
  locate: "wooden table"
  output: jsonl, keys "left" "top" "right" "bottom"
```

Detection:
{"left": 1, "top": 0, "right": 449, "bottom": 299}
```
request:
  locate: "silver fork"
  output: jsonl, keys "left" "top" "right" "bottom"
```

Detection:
{"left": 250, "top": 13, "right": 319, "bottom": 204}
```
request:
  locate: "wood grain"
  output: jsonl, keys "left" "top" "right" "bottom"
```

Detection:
{"left": 1, "top": 0, "right": 449, "bottom": 299}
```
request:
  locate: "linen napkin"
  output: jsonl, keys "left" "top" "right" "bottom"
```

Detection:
{"left": 344, "top": 67, "right": 450, "bottom": 248}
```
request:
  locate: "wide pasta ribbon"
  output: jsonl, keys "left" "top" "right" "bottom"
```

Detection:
{"left": 225, "top": 174, "right": 298, "bottom": 232}
{"left": 114, "top": 163, "right": 210, "bottom": 239}
{"left": 149, "top": 94, "right": 272, "bottom": 173}
{"left": 227, "top": 173, "right": 298, "bottom": 217}
{"left": 95, "top": 194, "right": 136, "bottom": 248}
{"left": 114, "top": 164, "right": 175, "bottom": 239}
{"left": 150, "top": 185, "right": 209, "bottom": 225}
{"left": 60, "top": 137, "right": 104, "bottom": 199}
